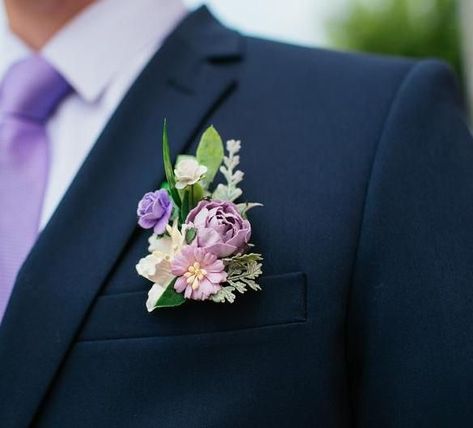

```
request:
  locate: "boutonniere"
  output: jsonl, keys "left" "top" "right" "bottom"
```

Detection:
{"left": 135, "top": 122, "right": 263, "bottom": 311}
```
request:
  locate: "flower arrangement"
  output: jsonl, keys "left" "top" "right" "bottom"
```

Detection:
{"left": 136, "top": 122, "right": 263, "bottom": 311}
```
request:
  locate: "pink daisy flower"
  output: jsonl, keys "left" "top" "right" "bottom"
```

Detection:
{"left": 171, "top": 246, "right": 227, "bottom": 300}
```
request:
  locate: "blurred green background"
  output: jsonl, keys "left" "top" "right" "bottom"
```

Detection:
{"left": 327, "top": 0, "right": 473, "bottom": 116}
{"left": 329, "top": 0, "right": 461, "bottom": 71}
{"left": 328, "top": 0, "right": 464, "bottom": 84}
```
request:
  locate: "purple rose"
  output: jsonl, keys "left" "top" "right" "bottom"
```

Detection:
{"left": 186, "top": 200, "right": 251, "bottom": 258}
{"left": 137, "top": 190, "right": 172, "bottom": 235}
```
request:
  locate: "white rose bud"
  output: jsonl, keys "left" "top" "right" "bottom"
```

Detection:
{"left": 174, "top": 158, "right": 207, "bottom": 189}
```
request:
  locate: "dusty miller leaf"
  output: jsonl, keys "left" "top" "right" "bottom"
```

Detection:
{"left": 212, "top": 140, "right": 244, "bottom": 202}
{"left": 236, "top": 202, "right": 263, "bottom": 217}
{"left": 210, "top": 253, "right": 263, "bottom": 303}
{"left": 210, "top": 286, "right": 236, "bottom": 303}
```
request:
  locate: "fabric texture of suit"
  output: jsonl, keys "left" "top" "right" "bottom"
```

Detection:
{"left": 0, "top": 7, "right": 472, "bottom": 427}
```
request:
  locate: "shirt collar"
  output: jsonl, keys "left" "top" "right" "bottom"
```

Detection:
{"left": 41, "top": 0, "right": 188, "bottom": 103}
{"left": 0, "top": 26, "right": 31, "bottom": 81}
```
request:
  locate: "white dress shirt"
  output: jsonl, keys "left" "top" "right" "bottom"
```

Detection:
{"left": 0, "top": 0, "right": 187, "bottom": 229}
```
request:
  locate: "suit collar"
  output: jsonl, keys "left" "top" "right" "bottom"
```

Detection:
{"left": 0, "top": 7, "right": 244, "bottom": 426}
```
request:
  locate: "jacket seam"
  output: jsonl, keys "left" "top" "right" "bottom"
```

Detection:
{"left": 343, "top": 60, "right": 426, "bottom": 417}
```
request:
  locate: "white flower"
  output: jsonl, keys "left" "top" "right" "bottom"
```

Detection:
{"left": 136, "top": 253, "right": 173, "bottom": 286}
{"left": 148, "top": 220, "right": 187, "bottom": 254}
{"left": 174, "top": 158, "right": 207, "bottom": 189}
{"left": 137, "top": 220, "right": 188, "bottom": 309}
{"left": 146, "top": 284, "right": 166, "bottom": 312}
{"left": 148, "top": 233, "right": 173, "bottom": 253}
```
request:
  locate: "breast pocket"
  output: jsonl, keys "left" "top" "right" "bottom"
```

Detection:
{"left": 78, "top": 272, "right": 307, "bottom": 341}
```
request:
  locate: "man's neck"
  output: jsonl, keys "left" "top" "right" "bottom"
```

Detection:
{"left": 4, "top": 0, "right": 95, "bottom": 50}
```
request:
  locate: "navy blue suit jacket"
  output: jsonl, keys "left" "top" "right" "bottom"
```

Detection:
{"left": 1, "top": 7, "right": 472, "bottom": 427}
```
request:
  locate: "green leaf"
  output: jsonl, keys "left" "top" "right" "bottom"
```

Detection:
{"left": 162, "top": 120, "right": 181, "bottom": 208}
{"left": 160, "top": 181, "right": 180, "bottom": 221}
{"left": 185, "top": 227, "right": 197, "bottom": 244}
{"left": 179, "top": 183, "right": 204, "bottom": 222}
{"left": 196, "top": 126, "right": 224, "bottom": 189}
{"left": 177, "top": 178, "right": 203, "bottom": 201}
{"left": 191, "top": 182, "right": 204, "bottom": 206}
{"left": 180, "top": 187, "right": 192, "bottom": 222}
{"left": 154, "top": 278, "right": 185, "bottom": 309}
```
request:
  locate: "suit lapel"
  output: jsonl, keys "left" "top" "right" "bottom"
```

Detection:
{"left": 0, "top": 7, "right": 243, "bottom": 427}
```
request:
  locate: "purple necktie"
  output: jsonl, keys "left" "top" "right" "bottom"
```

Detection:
{"left": 0, "top": 55, "right": 72, "bottom": 322}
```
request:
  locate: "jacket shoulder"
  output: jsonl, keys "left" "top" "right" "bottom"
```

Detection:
{"left": 242, "top": 36, "right": 417, "bottom": 94}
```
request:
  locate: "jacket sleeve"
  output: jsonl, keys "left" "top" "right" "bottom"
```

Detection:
{"left": 347, "top": 60, "right": 473, "bottom": 427}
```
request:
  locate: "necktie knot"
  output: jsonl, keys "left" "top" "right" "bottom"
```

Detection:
{"left": 0, "top": 55, "right": 72, "bottom": 123}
